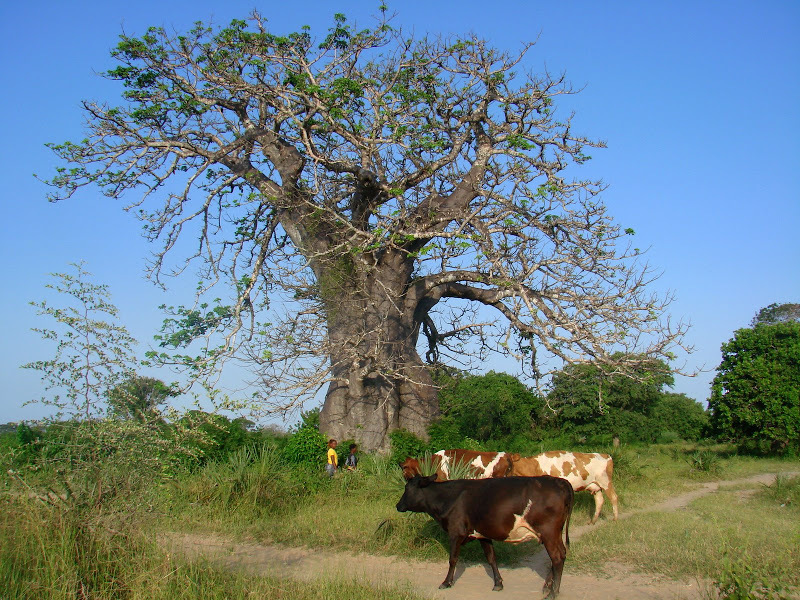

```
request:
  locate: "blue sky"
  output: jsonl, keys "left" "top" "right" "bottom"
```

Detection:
{"left": 1, "top": 1, "right": 798, "bottom": 425}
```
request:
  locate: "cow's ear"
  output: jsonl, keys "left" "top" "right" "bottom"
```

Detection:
{"left": 509, "top": 453, "right": 521, "bottom": 461}
{"left": 419, "top": 473, "right": 437, "bottom": 487}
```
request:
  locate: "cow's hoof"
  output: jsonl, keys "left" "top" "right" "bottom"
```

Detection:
{"left": 492, "top": 583, "right": 504, "bottom": 591}
{"left": 439, "top": 582, "right": 453, "bottom": 590}
{"left": 541, "top": 584, "right": 558, "bottom": 599}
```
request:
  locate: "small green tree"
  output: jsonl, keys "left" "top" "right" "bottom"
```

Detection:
{"left": 547, "top": 356, "right": 674, "bottom": 443}
{"left": 709, "top": 322, "right": 800, "bottom": 454}
{"left": 22, "top": 262, "right": 138, "bottom": 420}
{"left": 650, "top": 392, "right": 708, "bottom": 441}
{"left": 435, "top": 371, "right": 542, "bottom": 443}
{"left": 18, "top": 264, "right": 196, "bottom": 502}
{"left": 107, "top": 375, "right": 175, "bottom": 422}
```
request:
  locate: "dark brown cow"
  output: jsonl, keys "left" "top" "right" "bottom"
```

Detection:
{"left": 396, "top": 474, "right": 574, "bottom": 598}
{"left": 399, "top": 449, "right": 514, "bottom": 480}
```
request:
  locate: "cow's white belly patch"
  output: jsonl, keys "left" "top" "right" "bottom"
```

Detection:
{"left": 505, "top": 523, "right": 540, "bottom": 544}
{"left": 472, "top": 500, "right": 540, "bottom": 544}
{"left": 507, "top": 500, "right": 538, "bottom": 543}
{"left": 470, "top": 530, "right": 488, "bottom": 539}
{"left": 468, "top": 527, "right": 539, "bottom": 543}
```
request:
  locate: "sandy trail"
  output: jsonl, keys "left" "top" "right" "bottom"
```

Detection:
{"left": 169, "top": 471, "right": 794, "bottom": 600}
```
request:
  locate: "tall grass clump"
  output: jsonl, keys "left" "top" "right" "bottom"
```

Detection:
{"left": 686, "top": 449, "right": 723, "bottom": 477}
{"left": 1, "top": 495, "right": 143, "bottom": 599}
{"left": 177, "top": 442, "right": 333, "bottom": 528}
{"left": 357, "top": 452, "right": 407, "bottom": 492}
{"left": 706, "top": 551, "right": 793, "bottom": 600}
{"left": 758, "top": 474, "right": 800, "bottom": 508}
{"left": 0, "top": 494, "right": 428, "bottom": 600}
{"left": 606, "top": 446, "right": 649, "bottom": 482}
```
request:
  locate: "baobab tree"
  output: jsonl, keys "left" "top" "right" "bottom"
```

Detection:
{"left": 45, "top": 11, "right": 690, "bottom": 450}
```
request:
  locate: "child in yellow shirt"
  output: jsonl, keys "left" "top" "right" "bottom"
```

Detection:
{"left": 325, "top": 439, "right": 338, "bottom": 477}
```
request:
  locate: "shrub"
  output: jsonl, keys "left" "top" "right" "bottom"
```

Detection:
{"left": 426, "top": 419, "right": 463, "bottom": 450}
{"left": 389, "top": 429, "right": 429, "bottom": 464}
{"left": 650, "top": 393, "right": 709, "bottom": 441}
{"left": 177, "top": 411, "right": 251, "bottom": 465}
{"left": 281, "top": 424, "right": 327, "bottom": 467}
{"left": 657, "top": 430, "right": 682, "bottom": 444}
{"left": 436, "top": 371, "right": 542, "bottom": 442}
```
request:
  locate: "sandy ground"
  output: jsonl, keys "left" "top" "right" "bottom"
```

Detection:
{"left": 168, "top": 472, "right": 794, "bottom": 600}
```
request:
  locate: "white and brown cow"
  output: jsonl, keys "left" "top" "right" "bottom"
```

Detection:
{"left": 509, "top": 451, "right": 619, "bottom": 524}
{"left": 400, "top": 449, "right": 514, "bottom": 481}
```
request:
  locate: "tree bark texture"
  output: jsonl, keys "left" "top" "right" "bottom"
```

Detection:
{"left": 315, "top": 250, "right": 438, "bottom": 450}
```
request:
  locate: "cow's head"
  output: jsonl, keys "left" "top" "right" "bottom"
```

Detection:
{"left": 399, "top": 457, "right": 421, "bottom": 480}
{"left": 496, "top": 453, "right": 517, "bottom": 477}
{"left": 396, "top": 473, "right": 437, "bottom": 513}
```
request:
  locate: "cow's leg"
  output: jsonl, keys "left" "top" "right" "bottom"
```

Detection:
{"left": 605, "top": 481, "right": 619, "bottom": 521}
{"left": 479, "top": 539, "right": 503, "bottom": 591}
{"left": 441, "top": 535, "right": 465, "bottom": 589}
{"left": 590, "top": 489, "right": 604, "bottom": 524}
{"left": 540, "top": 527, "right": 568, "bottom": 599}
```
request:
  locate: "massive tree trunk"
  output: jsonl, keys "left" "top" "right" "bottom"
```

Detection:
{"left": 317, "top": 250, "right": 439, "bottom": 451}
{"left": 319, "top": 342, "right": 438, "bottom": 452}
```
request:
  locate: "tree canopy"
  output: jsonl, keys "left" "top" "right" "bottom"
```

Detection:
{"left": 45, "top": 11, "right": 689, "bottom": 449}
{"left": 751, "top": 302, "right": 800, "bottom": 327}
{"left": 107, "top": 375, "right": 175, "bottom": 422}
{"left": 435, "top": 370, "right": 542, "bottom": 443}
{"left": 22, "top": 263, "right": 138, "bottom": 420}
{"left": 545, "top": 356, "right": 702, "bottom": 443}
{"left": 709, "top": 321, "right": 800, "bottom": 454}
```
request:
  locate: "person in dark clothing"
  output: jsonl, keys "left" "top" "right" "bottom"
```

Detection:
{"left": 345, "top": 443, "right": 358, "bottom": 470}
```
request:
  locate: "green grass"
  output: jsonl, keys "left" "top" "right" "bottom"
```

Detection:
{"left": 599, "top": 443, "right": 799, "bottom": 514}
{"left": 163, "top": 450, "right": 537, "bottom": 565}
{"left": 0, "top": 494, "right": 429, "bottom": 600}
{"left": 570, "top": 474, "right": 800, "bottom": 589}
{"left": 160, "top": 443, "right": 799, "bottom": 562}
{"left": 4, "top": 440, "right": 799, "bottom": 598}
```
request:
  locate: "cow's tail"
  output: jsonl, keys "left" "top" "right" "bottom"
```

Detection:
{"left": 564, "top": 484, "right": 575, "bottom": 549}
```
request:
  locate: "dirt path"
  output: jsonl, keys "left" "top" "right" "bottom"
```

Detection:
{"left": 169, "top": 471, "right": 794, "bottom": 600}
